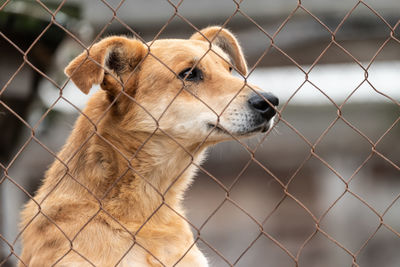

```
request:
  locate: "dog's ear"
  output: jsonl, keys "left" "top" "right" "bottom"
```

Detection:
{"left": 191, "top": 26, "right": 248, "bottom": 76}
{"left": 65, "top": 36, "right": 147, "bottom": 94}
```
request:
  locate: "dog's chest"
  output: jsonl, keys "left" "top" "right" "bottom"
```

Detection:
{"left": 117, "top": 250, "right": 148, "bottom": 267}
{"left": 117, "top": 245, "right": 209, "bottom": 267}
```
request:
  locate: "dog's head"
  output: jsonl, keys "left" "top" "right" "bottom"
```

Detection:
{"left": 65, "top": 27, "right": 278, "bottom": 144}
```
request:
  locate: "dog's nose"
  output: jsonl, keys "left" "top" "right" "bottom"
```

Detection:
{"left": 248, "top": 92, "right": 279, "bottom": 120}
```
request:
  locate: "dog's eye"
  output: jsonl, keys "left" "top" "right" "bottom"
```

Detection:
{"left": 178, "top": 67, "right": 203, "bottom": 82}
{"left": 229, "top": 66, "right": 233, "bottom": 72}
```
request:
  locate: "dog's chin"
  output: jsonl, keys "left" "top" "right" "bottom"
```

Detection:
{"left": 207, "top": 121, "right": 271, "bottom": 138}
{"left": 238, "top": 122, "right": 271, "bottom": 136}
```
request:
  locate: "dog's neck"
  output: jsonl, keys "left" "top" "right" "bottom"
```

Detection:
{"left": 46, "top": 93, "right": 209, "bottom": 228}
{"left": 96, "top": 129, "right": 208, "bottom": 228}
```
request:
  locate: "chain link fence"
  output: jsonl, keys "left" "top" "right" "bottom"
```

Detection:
{"left": 1, "top": 0, "right": 400, "bottom": 266}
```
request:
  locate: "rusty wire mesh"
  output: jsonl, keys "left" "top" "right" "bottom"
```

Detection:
{"left": 1, "top": 0, "right": 400, "bottom": 266}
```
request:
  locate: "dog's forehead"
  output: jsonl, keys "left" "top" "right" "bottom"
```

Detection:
{"left": 148, "top": 39, "right": 230, "bottom": 64}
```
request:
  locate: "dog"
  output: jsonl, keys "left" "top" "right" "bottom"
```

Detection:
{"left": 19, "top": 26, "right": 279, "bottom": 266}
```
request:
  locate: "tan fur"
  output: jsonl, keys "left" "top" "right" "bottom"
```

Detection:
{"left": 19, "top": 26, "right": 276, "bottom": 266}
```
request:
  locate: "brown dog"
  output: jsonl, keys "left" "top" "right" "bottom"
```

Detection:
{"left": 19, "top": 26, "right": 278, "bottom": 266}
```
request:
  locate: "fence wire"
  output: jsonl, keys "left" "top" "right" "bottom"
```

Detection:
{"left": 0, "top": 0, "right": 400, "bottom": 266}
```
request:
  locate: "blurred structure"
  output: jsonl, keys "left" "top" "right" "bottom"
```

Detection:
{"left": 1, "top": 0, "right": 399, "bottom": 266}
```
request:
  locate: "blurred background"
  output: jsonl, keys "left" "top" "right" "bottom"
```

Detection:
{"left": 1, "top": 0, "right": 399, "bottom": 266}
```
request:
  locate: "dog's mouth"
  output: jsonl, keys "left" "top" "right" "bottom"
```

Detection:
{"left": 207, "top": 123, "right": 228, "bottom": 135}
{"left": 207, "top": 121, "right": 271, "bottom": 136}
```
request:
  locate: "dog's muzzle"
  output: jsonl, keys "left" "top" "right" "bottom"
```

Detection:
{"left": 208, "top": 92, "right": 279, "bottom": 136}
{"left": 247, "top": 92, "right": 279, "bottom": 122}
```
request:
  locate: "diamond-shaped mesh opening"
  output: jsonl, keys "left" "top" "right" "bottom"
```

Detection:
{"left": 1, "top": 0, "right": 399, "bottom": 266}
{"left": 349, "top": 154, "right": 400, "bottom": 212}
{"left": 271, "top": 7, "right": 333, "bottom": 66}
{"left": 286, "top": 156, "right": 346, "bottom": 218}
{"left": 228, "top": 161, "right": 283, "bottom": 221}
{"left": 199, "top": 201, "right": 262, "bottom": 263}
{"left": 334, "top": 3, "right": 393, "bottom": 60}
{"left": 297, "top": 230, "right": 355, "bottom": 267}
{"left": 237, "top": 0, "right": 299, "bottom": 34}
{"left": 307, "top": 61, "right": 365, "bottom": 104}
{"left": 233, "top": 233, "right": 296, "bottom": 266}
{"left": 283, "top": 89, "right": 340, "bottom": 140}
{"left": 177, "top": 0, "right": 238, "bottom": 24}
{"left": 341, "top": 101, "right": 399, "bottom": 141}
{"left": 185, "top": 173, "right": 227, "bottom": 228}
{"left": 0, "top": 2, "right": 55, "bottom": 48}
{"left": 263, "top": 194, "right": 317, "bottom": 244}
{"left": 314, "top": 118, "right": 373, "bottom": 168}
{"left": 319, "top": 192, "right": 381, "bottom": 252}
